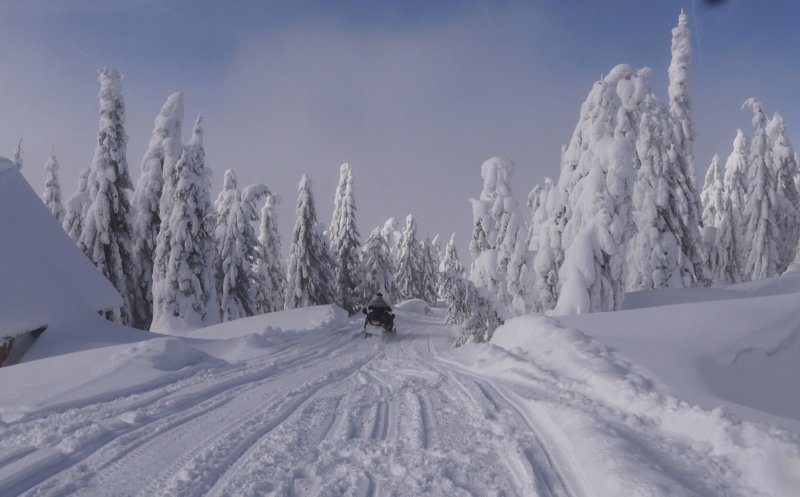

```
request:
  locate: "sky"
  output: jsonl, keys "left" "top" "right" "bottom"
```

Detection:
{"left": 2, "top": 0, "right": 800, "bottom": 259}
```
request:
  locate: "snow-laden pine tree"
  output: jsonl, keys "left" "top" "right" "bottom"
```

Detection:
{"left": 381, "top": 217, "right": 402, "bottom": 267}
{"left": 12, "top": 139, "right": 22, "bottom": 170}
{"left": 669, "top": 11, "right": 704, "bottom": 233}
{"left": 437, "top": 233, "right": 464, "bottom": 299}
{"left": 285, "top": 174, "right": 336, "bottom": 309}
{"left": 551, "top": 65, "right": 641, "bottom": 314}
{"left": 78, "top": 68, "right": 136, "bottom": 325}
{"left": 766, "top": 112, "right": 799, "bottom": 272}
{"left": 468, "top": 157, "right": 531, "bottom": 315}
{"left": 63, "top": 168, "right": 90, "bottom": 243}
{"left": 42, "top": 152, "right": 65, "bottom": 223}
{"left": 151, "top": 116, "right": 219, "bottom": 331}
{"left": 420, "top": 237, "right": 439, "bottom": 304}
{"left": 253, "top": 193, "right": 287, "bottom": 314}
{"left": 214, "top": 169, "right": 270, "bottom": 321}
{"left": 449, "top": 277, "right": 503, "bottom": 347}
{"left": 329, "top": 163, "right": 362, "bottom": 314}
{"left": 708, "top": 194, "right": 739, "bottom": 285}
{"left": 722, "top": 129, "right": 749, "bottom": 282}
{"left": 665, "top": 9, "right": 710, "bottom": 287}
{"left": 396, "top": 213, "right": 426, "bottom": 300}
{"left": 356, "top": 227, "right": 399, "bottom": 305}
{"left": 700, "top": 155, "right": 729, "bottom": 284}
{"left": 531, "top": 179, "right": 561, "bottom": 312}
{"left": 627, "top": 93, "right": 703, "bottom": 291}
{"left": 741, "top": 99, "right": 779, "bottom": 280}
{"left": 131, "top": 92, "right": 184, "bottom": 329}
{"left": 701, "top": 155, "right": 724, "bottom": 229}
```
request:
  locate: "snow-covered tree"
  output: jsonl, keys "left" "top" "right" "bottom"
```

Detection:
{"left": 707, "top": 194, "right": 739, "bottom": 285}
{"left": 666, "top": 9, "right": 709, "bottom": 287}
{"left": 356, "top": 227, "right": 399, "bottom": 305}
{"left": 78, "top": 67, "right": 136, "bottom": 325}
{"left": 531, "top": 179, "right": 561, "bottom": 312}
{"left": 437, "top": 233, "right": 464, "bottom": 299}
{"left": 722, "top": 129, "right": 749, "bottom": 282}
{"left": 396, "top": 213, "right": 425, "bottom": 300}
{"left": 253, "top": 193, "right": 287, "bottom": 314}
{"left": 627, "top": 94, "right": 701, "bottom": 291}
{"left": 62, "top": 167, "right": 90, "bottom": 243}
{"left": 214, "top": 169, "right": 270, "bottom": 321}
{"left": 420, "top": 237, "right": 439, "bottom": 304}
{"left": 741, "top": 99, "right": 779, "bottom": 280}
{"left": 151, "top": 116, "right": 219, "bottom": 331}
{"left": 766, "top": 112, "right": 799, "bottom": 272}
{"left": 701, "top": 155, "right": 724, "bottom": 229}
{"left": 449, "top": 277, "right": 502, "bottom": 347}
{"left": 285, "top": 174, "right": 336, "bottom": 309}
{"left": 468, "top": 157, "right": 530, "bottom": 315}
{"left": 41, "top": 152, "right": 65, "bottom": 223}
{"left": 381, "top": 217, "right": 402, "bottom": 266}
{"left": 131, "top": 92, "right": 184, "bottom": 329}
{"left": 550, "top": 65, "right": 641, "bottom": 314}
{"left": 329, "top": 163, "right": 362, "bottom": 314}
{"left": 12, "top": 139, "right": 22, "bottom": 170}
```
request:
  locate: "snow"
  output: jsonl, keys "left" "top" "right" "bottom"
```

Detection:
{"left": 2, "top": 150, "right": 800, "bottom": 494}
{"left": 1, "top": 280, "right": 798, "bottom": 496}
{"left": 0, "top": 158, "right": 126, "bottom": 343}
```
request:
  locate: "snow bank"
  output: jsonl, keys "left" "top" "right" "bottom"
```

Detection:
{"left": 491, "top": 315, "right": 800, "bottom": 495}
{"left": 173, "top": 304, "right": 349, "bottom": 340}
{"left": 563, "top": 272, "right": 800, "bottom": 431}
{"left": 0, "top": 338, "right": 224, "bottom": 421}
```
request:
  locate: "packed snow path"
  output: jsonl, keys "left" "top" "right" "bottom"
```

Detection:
{"left": 1, "top": 305, "right": 794, "bottom": 496}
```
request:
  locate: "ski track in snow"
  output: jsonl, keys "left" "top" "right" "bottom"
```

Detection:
{"left": 0, "top": 309, "right": 787, "bottom": 497}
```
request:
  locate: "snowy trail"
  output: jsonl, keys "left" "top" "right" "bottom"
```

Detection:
{"left": 1, "top": 306, "right": 794, "bottom": 496}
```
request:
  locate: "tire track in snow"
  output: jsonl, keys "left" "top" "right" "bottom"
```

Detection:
{"left": 16, "top": 327, "right": 365, "bottom": 497}
{"left": 151, "top": 357, "right": 370, "bottom": 497}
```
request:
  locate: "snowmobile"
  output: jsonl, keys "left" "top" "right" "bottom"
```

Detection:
{"left": 362, "top": 308, "right": 396, "bottom": 338}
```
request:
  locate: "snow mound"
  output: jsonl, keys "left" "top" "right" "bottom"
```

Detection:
{"left": 0, "top": 338, "right": 224, "bottom": 422}
{"left": 395, "top": 299, "right": 431, "bottom": 314}
{"left": 170, "top": 305, "right": 348, "bottom": 340}
{"left": 491, "top": 315, "right": 800, "bottom": 495}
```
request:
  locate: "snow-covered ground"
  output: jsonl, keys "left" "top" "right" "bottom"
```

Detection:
{"left": 1, "top": 285, "right": 799, "bottom": 496}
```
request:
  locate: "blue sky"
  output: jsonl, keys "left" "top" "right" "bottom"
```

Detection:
{"left": 2, "top": 0, "right": 799, "bottom": 256}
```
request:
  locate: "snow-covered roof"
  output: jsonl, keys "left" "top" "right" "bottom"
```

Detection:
{"left": 0, "top": 158, "right": 121, "bottom": 335}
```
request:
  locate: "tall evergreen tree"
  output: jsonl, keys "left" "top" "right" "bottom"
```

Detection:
{"left": 151, "top": 116, "right": 219, "bottom": 331}
{"left": 530, "top": 179, "right": 559, "bottom": 312}
{"left": 214, "top": 169, "right": 270, "bottom": 321}
{"left": 356, "top": 227, "right": 399, "bottom": 305}
{"left": 628, "top": 94, "right": 697, "bottom": 290}
{"left": 742, "top": 99, "right": 780, "bottom": 280}
{"left": 78, "top": 67, "right": 136, "bottom": 325}
{"left": 381, "top": 217, "right": 402, "bottom": 267}
{"left": 62, "top": 167, "right": 90, "bottom": 243}
{"left": 253, "top": 193, "right": 287, "bottom": 314}
{"left": 700, "top": 155, "right": 724, "bottom": 229}
{"left": 551, "top": 65, "right": 641, "bottom": 314}
{"left": 437, "top": 233, "right": 464, "bottom": 300}
{"left": 420, "top": 237, "right": 439, "bottom": 304}
{"left": 396, "top": 214, "right": 425, "bottom": 300}
{"left": 42, "top": 151, "right": 65, "bottom": 223}
{"left": 329, "top": 163, "right": 362, "bottom": 314}
{"left": 285, "top": 174, "right": 336, "bottom": 309}
{"left": 722, "top": 129, "right": 749, "bottom": 282}
{"left": 131, "top": 92, "right": 184, "bottom": 329}
{"left": 667, "top": 9, "right": 709, "bottom": 287}
{"left": 766, "top": 112, "right": 799, "bottom": 272}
